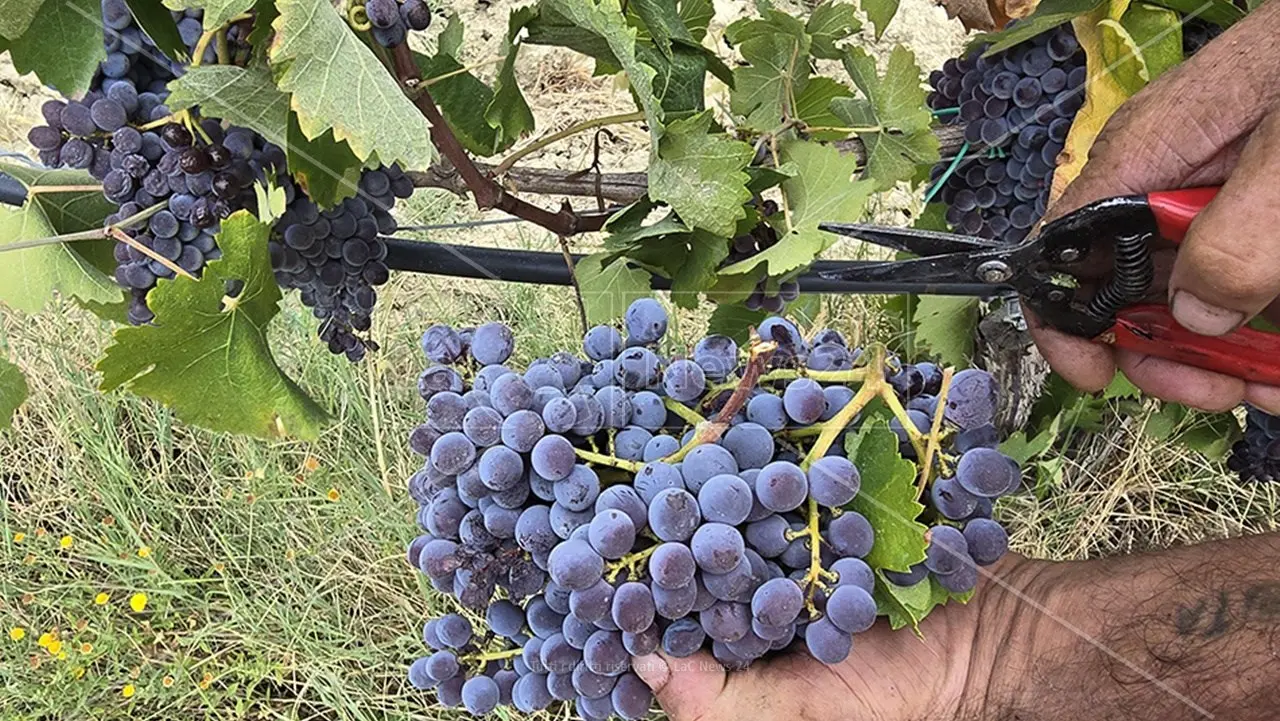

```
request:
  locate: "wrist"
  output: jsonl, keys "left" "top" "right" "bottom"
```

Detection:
{"left": 951, "top": 554, "right": 1075, "bottom": 720}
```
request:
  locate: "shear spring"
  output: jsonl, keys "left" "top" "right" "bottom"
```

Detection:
{"left": 1085, "top": 233, "right": 1154, "bottom": 324}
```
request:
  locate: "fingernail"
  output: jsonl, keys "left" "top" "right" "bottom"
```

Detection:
{"left": 631, "top": 654, "right": 669, "bottom": 691}
{"left": 1170, "top": 291, "right": 1244, "bottom": 336}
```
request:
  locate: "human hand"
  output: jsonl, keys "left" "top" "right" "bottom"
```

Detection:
{"left": 630, "top": 556, "right": 1040, "bottom": 721}
{"left": 1030, "top": 5, "right": 1280, "bottom": 412}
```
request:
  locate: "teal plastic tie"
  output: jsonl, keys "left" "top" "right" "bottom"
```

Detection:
{"left": 923, "top": 141, "right": 970, "bottom": 205}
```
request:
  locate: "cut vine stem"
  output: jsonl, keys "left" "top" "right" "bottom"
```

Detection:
{"left": 663, "top": 339, "right": 777, "bottom": 463}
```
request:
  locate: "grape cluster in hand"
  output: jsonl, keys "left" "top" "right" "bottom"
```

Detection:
{"left": 363, "top": 0, "right": 433, "bottom": 48}
{"left": 926, "top": 25, "right": 1086, "bottom": 244}
{"left": 404, "top": 299, "right": 1019, "bottom": 719}
{"left": 270, "top": 166, "right": 413, "bottom": 360}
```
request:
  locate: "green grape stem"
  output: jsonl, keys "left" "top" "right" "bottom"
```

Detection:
{"left": 604, "top": 544, "right": 658, "bottom": 583}
{"left": 663, "top": 396, "right": 706, "bottom": 426}
{"left": 916, "top": 367, "right": 956, "bottom": 498}
{"left": 574, "top": 447, "right": 642, "bottom": 473}
{"left": 460, "top": 648, "right": 524, "bottom": 665}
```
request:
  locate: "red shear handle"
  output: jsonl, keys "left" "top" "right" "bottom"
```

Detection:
{"left": 1147, "top": 187, "right": 1220, "bottom": 241}
{"left": 1106, "top": 304, "right": 1280, "bottom": 385}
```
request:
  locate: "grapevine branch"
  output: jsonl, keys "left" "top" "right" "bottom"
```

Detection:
{"left": 391, "top": 44, "right": 610, "bottom": 238}
{"left": 665, "top": 340, "right": 777, "bottom": 463}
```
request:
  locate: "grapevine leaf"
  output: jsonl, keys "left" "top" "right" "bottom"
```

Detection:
{"left": 649, "top": 111, "right": 754, "bottom": 237}
{"left": 269, "top": 0, "right": 435, "bottom": 170}
{"left": 679, "top": 0, "right": 714, "bottom": 41}
{"left": 874, "top": 573, "right": 932, "bottom": 631}
{"left": 630, "top": 0, "right": 690, "bottom": 55}
{"left": 1049, "top": 11, "right": 1138, "bottom": 202}
{"left": 844, "top": 417, "right": 928, "bottom": 573}
{"left": 1170, "top": 410, "right": 1239, "bottom": 460}
{"left": 745, "top": 164, "right": 793, "bottom": 194}
{"left": 860, "top": 0, "right": 899, "bottom": 39}
{"left": 125, "top": 0, "right": 188, "bottom": 62}
{"left": 0, "top": 166, "right": 121, "bottom": 313}
{"left": 163, "top": 0, "right": 255, "bottom": 30}
{"left": 974, "top": 0, "right": 1106, "bottom": 55}
{"left": 246, "top": 0, "right": 278, "bottom": 58}
{"left": 806, "top": 0, "right": 860, "bottom": 59}
{"left": 0, "top": 0, "right": 46, "bottom": 40}
{"left": 727, "top": 11, "right": 810, "bottom": 132}
{"left": 438, "top": 12, "right": 464, "bottom": 58}
{"left": 705, "top": 271, "right": 760, "bottom": 306}
{"left": 793, "top": 76, "right": 853, "bottom": 142}
{"left": 0, "top": 357, "right": 27, "bottom": 429}
{"left": 669, "top": 230, "right": 731, "bottom": 309}
{"left": 575, "top": 253, "right": 653, "bottom": 323}
{"left": 418, "top": 52, "right": 500, "bottom": 156}
{"left": 637, "top": 44, "right": 712, "bottom": 114}
{"left": 1102, "top": 370, "right": 1141, "bottom": 399}
{"left": 486, "top": 7, "right": 537, "bottom": 154}
{"left": 1141, "top": 0, "right": 1242, "bottom": 27}
{"left": 97, "top": 212, "right": 330, "bottom": 439}
{"left": 285, "top": 113, "right": 364, "bottom": 209}
{"left": 546, "top": 0, "right": 663, "bottom": 137}
{"left": 4, "top": 0, "right": 104, "bottom": 96}
{"left": 913, "top": 296, "right": 979, "bottom": 366}
{"left": 166, "top": 65, "right": 290, "bottom": 141}
{"left": 1106, "top": 3, "right": 1182, "bottom": 93}
{"left": 603, "top": 212, "right": 690, "bottom": 253}
{"left": 1000, "top": 415, "right": 1060, "bottom": 465}
{"left": 834, "top": 46, "right": 938, "bottom": 190}
{"left": 721, "top": 139, "right": 872, "bottom": 277}
{"left": 706, "top": 303, "right": 769, "bottom": 344}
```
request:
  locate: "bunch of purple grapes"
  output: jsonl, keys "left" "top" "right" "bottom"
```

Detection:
{"left": 25, "top": 1, "right": 287, "bottom": 324}
{"left": 270, "top": 166, "right": 413, "bottom": 360}
{"left": 725, "top": 200, "right": 799, "bottom": 312}
{"left": 925, "top": 25, "right": 1087, "bottom": 244}
{"left": 1227, "top": 407, "right": 1280, "bottom": 483}
{"left": 363, "top": 0, "right": 433, "bottom": 48}
{"left": 403, "top": 298, "right": 1019, "bottom": 719}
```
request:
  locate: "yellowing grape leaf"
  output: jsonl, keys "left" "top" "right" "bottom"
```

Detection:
{"left": 2, "top": 0, "right": 104, "bottom": 95}
{"left": 1049, "top": 10, "right": 1137, "bottom": 202}
{"left": 721, "top": 139, "right": 872, "bottom": 277}
{"left": 1099, "top": 3, "right": 1181, "bottom": 95}
{"left": 269, "top": 0, "right": 435, "bottom": 170}
{"left": 843, "top": 418, "right": 928, "bottom": 574}
{"left": 649, "top": 111, "right": 754, "bottom": 237}
{"left": 575, "top": 253, "right": 653, "bottom": 323}
{"left": 0, "top": 357, "right": 28, "bottom": 430}
{"left": 0, "top": 165, "right": 121, "bottom": 313}
{"left": 833, "top": 46, "right": 939, "bottom": 190}
{"left": 97, "top": 212, "right": 330, "bottom": 439}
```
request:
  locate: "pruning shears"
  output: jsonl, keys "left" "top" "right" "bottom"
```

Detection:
{"left": 819, "top": 187, "right": 1280, "bottom": 386}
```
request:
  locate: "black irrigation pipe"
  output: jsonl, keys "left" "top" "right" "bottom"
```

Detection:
{"left": 0, "top": 171, "right": 1000, "bottom": 297}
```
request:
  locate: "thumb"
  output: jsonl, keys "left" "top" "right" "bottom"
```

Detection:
{"left": 631, "top": 651, "right": 726, "bottom": 721}
{"left": 1169, "top": 110, "right": 1280, "bottom": 336}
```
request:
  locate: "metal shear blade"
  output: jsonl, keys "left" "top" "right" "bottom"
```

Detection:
{"left": 818, "top": 222, "right": 1006, "bottom": 256}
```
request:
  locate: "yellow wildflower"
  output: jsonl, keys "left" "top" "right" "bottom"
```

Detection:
{"left": 121, "top": 684, "right": 135, "bottom": 698}
{"left": 37, "top": 632, "right": 55, "bottom": 648}
{"left": 95, "top": 592, "right": 109, "bottom": 606}
{"left": 129, "top": 593, "right": 147, "bottom": 613}
{"left": 137, "top": 546, "right": 151, "bottom": 559}
{"left": 46, "top": 639, "right": 62, "bottom": 655}
{"left": 35, "top": 527, "right": 46, "bottom": 538}
{"left": 326, "top": 487, "right": 340, "bottom": 501}
{"left": 13, "top": 532, "right": 25, "bottom": 543}
{"left": 302, "top": 456, "right": 320, "bottom": 472}
{"left": 56, "top": 651, "right": 67, "bottom": 661}
{"left": 72, "top": 666, "right": 85, "bottom": 679}
{"left": 59, "top": 535, "right": 73, "bottom": 549}
{"left": 162, "top": 675, "right": 174, "bottom": 688}
{"left": 80, "top": 643, "right": 93, "bottom": 653}
{"left": 9, "top": 627, "right": 25, "bottom": 641}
